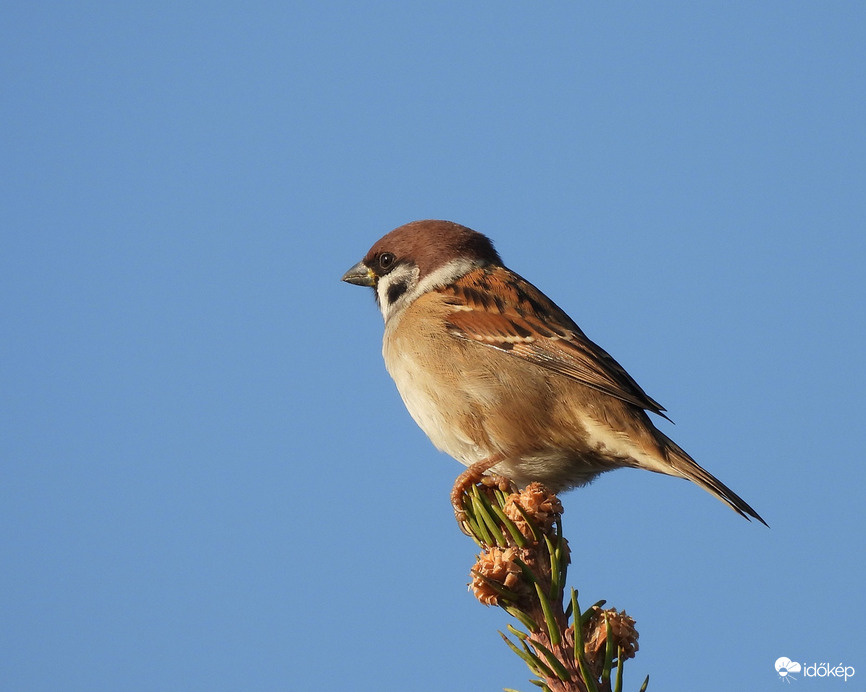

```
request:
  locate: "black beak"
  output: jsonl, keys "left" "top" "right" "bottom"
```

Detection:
{"left": 341, "top": 261, "right": 376, "bottom": 287}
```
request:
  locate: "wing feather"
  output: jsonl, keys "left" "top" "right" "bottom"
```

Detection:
{"left": 443, "top": 266, "right": 670, "bottom": 418}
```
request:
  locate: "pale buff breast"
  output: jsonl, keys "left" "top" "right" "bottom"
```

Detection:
{"left": 382, "top": 290, "right": 671, "bottom": 490}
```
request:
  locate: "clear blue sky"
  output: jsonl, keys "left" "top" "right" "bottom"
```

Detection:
{"left": 2, "top": 3, "right": 864, "bottom": 691}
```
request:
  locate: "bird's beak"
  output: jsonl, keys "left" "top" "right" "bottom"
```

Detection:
{"left": 341, "top": 261, "right": 377, "bottom": 287}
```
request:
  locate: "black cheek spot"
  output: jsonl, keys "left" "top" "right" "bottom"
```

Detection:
{"left": 386, "top": 280, "right": 409, "bottom": 305}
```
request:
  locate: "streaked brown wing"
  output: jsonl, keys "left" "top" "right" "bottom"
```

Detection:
{"left": 443, "top": 266, "right": 669, "bottom": 418}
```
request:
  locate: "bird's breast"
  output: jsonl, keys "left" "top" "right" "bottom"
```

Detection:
{"left": 383, "top": 327, "right": 490, "bottom": 465}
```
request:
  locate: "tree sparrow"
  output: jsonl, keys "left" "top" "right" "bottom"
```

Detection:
{"left": 342, "top": 220, "right": 766, "bottom": 526}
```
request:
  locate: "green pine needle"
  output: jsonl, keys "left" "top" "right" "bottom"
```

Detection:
{"left": 601, "top": 614, "right": 615, "bottom": 687}
{"left": 533, "top": 582, "right": 561, "bottom": 647}
{"left": 529, "top": 638, "right": 572, "bottom": 682}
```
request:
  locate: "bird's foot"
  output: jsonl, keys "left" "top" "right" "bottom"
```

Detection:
{"left": 451, "top": 456, "right": 511, "bottom": 535}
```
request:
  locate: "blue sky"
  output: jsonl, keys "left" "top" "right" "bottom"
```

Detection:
{"left": 2, "top": 3, "right": 864, "bottom": 690}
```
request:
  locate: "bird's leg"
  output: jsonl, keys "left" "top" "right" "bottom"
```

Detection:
{"left": 451, "top": 454, "right": 512, "bottom": 533}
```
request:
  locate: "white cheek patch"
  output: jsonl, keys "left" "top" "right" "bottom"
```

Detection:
{"left": 377, "top": 258, "right": 478, "bottom": 324}
{"left": 376, "top": 265, "right": 420, "bottom": 322}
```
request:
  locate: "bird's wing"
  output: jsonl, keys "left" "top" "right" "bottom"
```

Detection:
{"left": 443, "top": 266, "right": 670, "bottom": 418}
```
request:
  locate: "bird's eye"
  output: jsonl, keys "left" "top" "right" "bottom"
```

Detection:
{"left": 378, "top": 252, "right": 396, "bottom": 271}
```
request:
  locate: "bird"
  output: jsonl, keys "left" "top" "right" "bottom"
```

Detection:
{"left": 342, "top": 219, "right": 766, "bottom": 526}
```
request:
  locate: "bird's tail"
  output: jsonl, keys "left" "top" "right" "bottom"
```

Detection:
{"left": 656, "top": 431, "right": 768, "bottom": 526}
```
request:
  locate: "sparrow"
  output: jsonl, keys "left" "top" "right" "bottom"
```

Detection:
{"left": 342, "top": 220, "right": 766, "bottom": 526}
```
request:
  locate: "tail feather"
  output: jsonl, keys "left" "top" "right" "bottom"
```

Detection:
{"left": 657, "top": 432, "right": 768, "bottom": 526}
